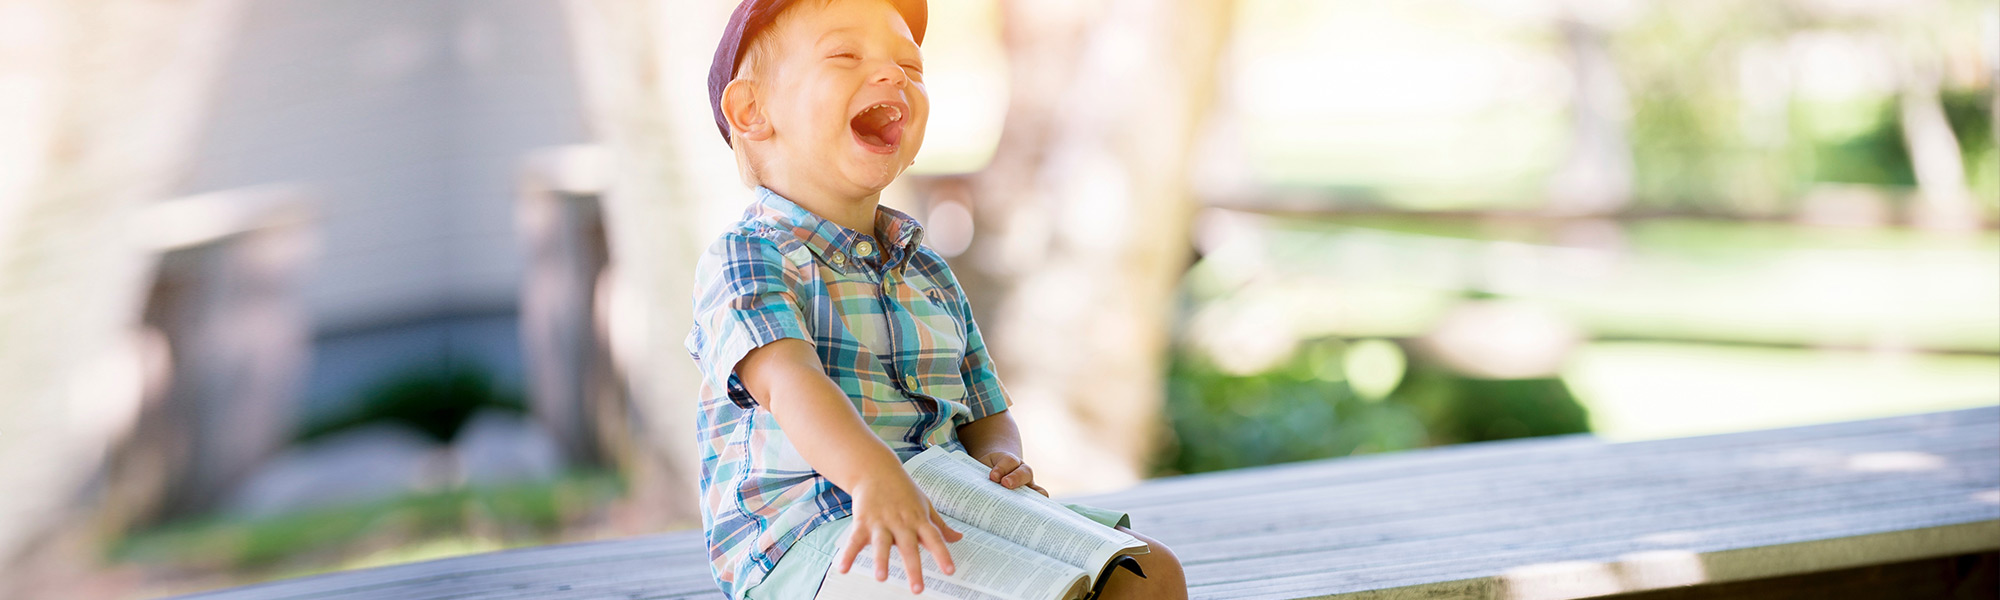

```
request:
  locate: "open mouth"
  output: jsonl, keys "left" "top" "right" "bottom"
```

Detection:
{"left": 849, "top": 101, "right": 906, "bottom": 153}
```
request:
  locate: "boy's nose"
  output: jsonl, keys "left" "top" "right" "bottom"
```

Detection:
{"left": 871, "top": 63, "right": 906, "bottom": 87}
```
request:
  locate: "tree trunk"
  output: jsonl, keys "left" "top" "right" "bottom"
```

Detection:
{"left": 0, "top": 0, "right": 245, "bottom": 592}
{"left": 951, "top": 0, "right": 1237, "bottom": 494}
{"left": 560, "top": 0, "right": 749, "bottom": 530}
{"left": 1897, "top": 57, "right": 1979, "bottom": 231}
{"left": 1545, "top": 14, "right": 1636, "bottom": 216}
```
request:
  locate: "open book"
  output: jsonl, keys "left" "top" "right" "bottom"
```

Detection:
{"left": 816, "top": 446, "right": 1149, "bottom": 600}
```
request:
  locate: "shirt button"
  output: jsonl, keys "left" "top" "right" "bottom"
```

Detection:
{"left": 854, "top": 240, "right": 874, "bottom": 257}
{"left": 904, "top": 374, "right": 918, "bottom": 389}
{"left": 830, "top": 253, "right": 846, "bottom": 266}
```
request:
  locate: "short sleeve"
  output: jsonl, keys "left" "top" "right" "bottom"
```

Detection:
{"left": 687, "top": 233, "right": 810, "bottom": 409}
{"left": 936, "top": 266, "right": 1009, "bottom": 420}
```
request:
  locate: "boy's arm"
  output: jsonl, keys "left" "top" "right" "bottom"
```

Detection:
{"left": 735, "top": 338, "right": 961, "bottom": 593}
{"left": 956, "top": 410, "right": 1049, "bottom": 497}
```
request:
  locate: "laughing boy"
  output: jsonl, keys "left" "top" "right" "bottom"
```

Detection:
{"left": 684, "top": 0, "right": 1187, "bottom": 599}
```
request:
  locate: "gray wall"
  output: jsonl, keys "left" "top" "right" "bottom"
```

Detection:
{"left": 175, "top": 0, "right": 589, "bottom": 417}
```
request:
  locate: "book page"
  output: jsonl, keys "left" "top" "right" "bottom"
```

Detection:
{"left": 817, "top": 515, "right": 1087, "bottom": 600}
{"left": 904, "top": 447, "right": 1148, "bottom": 586}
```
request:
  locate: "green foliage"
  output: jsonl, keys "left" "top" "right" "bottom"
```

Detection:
{"left": 1801, "top": 88, "right": 1995, "bottom": 197}
{"left": 109, "top": 470, "right": 622, "bottom": 573}
{"left": 1157, "top": 345, "right": 1427, "bottom": 476}
{"left": 1159, "top": 338, "right": 1595, "bottom": 476}
{"left": 1611, "top": 4, "right": 1997, "bottom": 213}
{"left": 1615, "top": 2, "right": 1801, "bottom": 212}
{"left": 1942, "top": 89, "right": 1999, "bottom": 204}
{"left": 1941, "top": 89, "right": 1994, "bottom": 158}
{"left": 1802, "top": 98, "right": 1914, "bottom": 187}
{"left": 297, "top": 365, "right": 525, "bottom": 444}
{"left": 1390, "top": 361, "right": 1592, "bottom": 445}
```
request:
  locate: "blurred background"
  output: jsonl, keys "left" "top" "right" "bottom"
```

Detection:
{"left": 0, "top": 0, "right": 1992, "bottom": 597}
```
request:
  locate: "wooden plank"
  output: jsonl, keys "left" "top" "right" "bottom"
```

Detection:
{"left": 1091, "top": 408, "right": 1997, "bottom": 516}
{"left": 1180, "top": 486, "right": 1998, "bottom": 587}
{"left": 1164, "top": 408, "right": 1999, "bottom": 599}
{"left": 1084, "top": 407, "right": 1993, "bottom": 511}
{"left": 179, "top": 536, "right": 709, "bottom": 600}
{"left": 1132, "top": 438, "right": 1996, "bottom": 541}
{"left": 1169, "top": 417, "right": 1998, "bottom": 596}
{"left": 1171, "top": 451, "right": 1998, "bottom": 571}
{"left": 1114, "top": 422, "right": 1996, "bottom": 556}
{"left": 169, "top": 407, "right": 1999, "bottom": 600}
{"left": 1138, "top": 431, "right": 2000, "bottom": 545}
{"left": 1187, "top": 495, "right": 1999, "bottom": 598}
{"left": 1198, "top": 521, "right": 2000, "bottom": 600}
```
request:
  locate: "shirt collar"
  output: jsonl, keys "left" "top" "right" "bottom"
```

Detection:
{"left": 747, "top": 186, "right": 926, "bottom": 271}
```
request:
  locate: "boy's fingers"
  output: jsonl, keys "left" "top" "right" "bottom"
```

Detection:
{"left": 835, "top": 529, "right": 864, "bottom": 574}
{"left": 1000, "top": 463, "right": 1033, "bottom": 488}
{"left": 1027, "top": 482, "right": 1050, "bottom": 497}
{"left": 920, "top": 520, "right": 956, "bottom": 575}
{"left": 932, "top": 510, "right": 964, "bottom": 542}
{"left": 873, "top": 530, "right": 892, "bottom": 581}
{"left": 985, "top": 453, "right": 1020, "bottom": 482}
{"left": 899, "top": 532, "right": 927, "bottom": 594}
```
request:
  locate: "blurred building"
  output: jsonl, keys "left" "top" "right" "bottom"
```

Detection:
{"left": 175, "top": 0, "right": 586, "bottom": 423}
{"left": 139, "top": 0, "right": 594, "bottom": 519}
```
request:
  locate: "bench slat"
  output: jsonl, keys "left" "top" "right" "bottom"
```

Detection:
{"left": 1173, "top": 450, "right": 1997, "bottom": 566}
{"left": 1087, "top": 408, "right": 1992, "bottom": 513}
{"left": 1136, "top": 429, "right": 1997, "bottom": 541}
{"left": 171, "top": 407, "right": 1999, "bottom": 600}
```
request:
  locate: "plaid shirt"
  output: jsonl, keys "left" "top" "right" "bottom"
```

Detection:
{"left": 685, "top": 186, "right": 1011, "bottom": 599}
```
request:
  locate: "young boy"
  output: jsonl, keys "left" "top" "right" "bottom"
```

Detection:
{"left": 686, "top": 1, "right": 1187, "bottom": 599}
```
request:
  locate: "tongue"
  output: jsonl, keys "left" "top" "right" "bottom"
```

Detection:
{"left": 872, "top": 118, "right": 903, "bottom": 147}
{"left": 851, "top": 107, "right": 903, "bottom": 148}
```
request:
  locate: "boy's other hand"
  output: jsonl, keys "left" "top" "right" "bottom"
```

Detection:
{"left": 976, "top": 451, "right": 1050, "bottom": 497}
{"left": 836, "top": 470, "right": 963, "bottom": 594}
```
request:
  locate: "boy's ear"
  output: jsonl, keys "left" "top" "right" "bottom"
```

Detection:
{"left": 721, "top": 79, "right": 773, "bottom": 143}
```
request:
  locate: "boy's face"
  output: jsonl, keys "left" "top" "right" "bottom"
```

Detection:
{"left": 758, "top": 0, "right": 927, "bottom": 196}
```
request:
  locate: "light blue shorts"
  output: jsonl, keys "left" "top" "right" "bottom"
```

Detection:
{"left": 742, "top": 503, "right": 1132, "bottom": 600}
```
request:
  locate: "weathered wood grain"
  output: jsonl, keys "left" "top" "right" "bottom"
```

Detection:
{"left": 172, "top": 407, "right": 2000, "bottom": 600}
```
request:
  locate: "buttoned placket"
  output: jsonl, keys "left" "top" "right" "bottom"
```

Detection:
{"left": 842, "top": 235, "right": 940, "bottom": 448}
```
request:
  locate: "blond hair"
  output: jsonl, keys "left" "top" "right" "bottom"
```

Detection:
{"left": 730, "top": 36, "right": 771, "bottom": 188}
{"left": 726, "top": 1, "right": 815, "bottom": 189}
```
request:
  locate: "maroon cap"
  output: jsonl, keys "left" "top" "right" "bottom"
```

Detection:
{"left": 708, "top": 0, "right": 928, "bottom": 147}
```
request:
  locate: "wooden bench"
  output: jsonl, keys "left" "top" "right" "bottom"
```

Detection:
{"left": 175, "top": 407, "right": 2000, "bottom": 599}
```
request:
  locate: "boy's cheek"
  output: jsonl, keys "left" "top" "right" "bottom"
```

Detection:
{"left": 904, "top": 115, "right": 929, "bottom": 151}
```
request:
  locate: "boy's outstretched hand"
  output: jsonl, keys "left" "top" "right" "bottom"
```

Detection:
{"left": 835, "top": 469, "right": 963, "bottom": 594}
{"left": 976, "top": 451, "right": 1050, "bottom": 497}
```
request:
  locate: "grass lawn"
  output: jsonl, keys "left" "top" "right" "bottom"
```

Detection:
{"left": 1564, "top": 341, "right": 2000, "bottom": 441}
{"left": 112, "top": 469, "right": 623, "bottom": 590}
